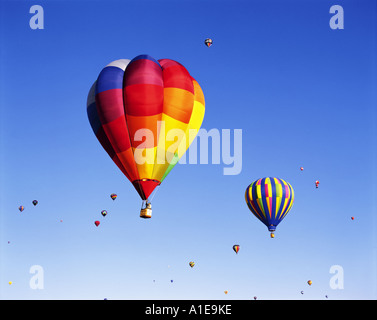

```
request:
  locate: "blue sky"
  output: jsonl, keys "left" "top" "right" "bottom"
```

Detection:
{"left": 0, "top": 0, "right": 376, "bottom": 299}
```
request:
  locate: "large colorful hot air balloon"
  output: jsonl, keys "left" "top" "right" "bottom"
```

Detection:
{"left": 87, "top": 55, "right": 205, "bottom": 218}
{"left": 245, "top": 177, "right": 295, "bottom": 237}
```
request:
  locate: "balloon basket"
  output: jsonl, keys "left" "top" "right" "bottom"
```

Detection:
{"left": 140, "top": 208, "right": 152, "bottom": 219}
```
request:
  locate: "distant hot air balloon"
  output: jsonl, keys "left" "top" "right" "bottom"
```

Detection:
{"left": 253, "top": 296, "right": 257, "bottom": 300}
{"left": 204, "top": 38, "right": 213, "bottom": 47}
{"left": 245, "top": 177, "right": 295, "bottom": 238}
{"left": 110, "top": 193, "right": 117, "bottom": 201}
{"left": 8, "top": 281, "right": 12, "bottom": 285}
{"left": 94, "top": 221, "right": 100, "bottom": 227}
{"left": 224, "top": 290, "right": 228, "bottom": 294}
{"left": 300, "top": 167, "right": 304, "bottom": 171}
{"left": 18, "top": 206, "right": 24, "bottom": 212}
{"left": 101, "top": 210, "right": 108, "bottom": 217}
{"left": 32, "top": 200, "right": 38, "bottom": 206}
{"left": 315, "top": 180, "right": 320, "bottom": 188}
{"left": 307, "top": 280, "right": 312, "bottom": 286}
{"left": 351, "top": 216, "right": 354, "bottom": 220}
{"left": 87, "top": 55, "right": 205, "bottom": 219}
{"left": 232, "top": 245, "right": 240, "bottom": 254}
{"left": 189, "top": 261, "right": 195, "bottom": 268}
{"left": 301, "top": 290, "right": 304, "bottom": 294}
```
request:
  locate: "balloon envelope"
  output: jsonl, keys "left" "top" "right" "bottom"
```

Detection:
{"left": 87, "top": 55, "right": 205, "bottom": 203}
{"left": 204, "top": 38, "right": 213, "bottom": 47}
{"left": 245, "top": 177, "right": 294, "bottom": 232}
{"left": 232, "top": 245, "right": 240, "bottom": 254}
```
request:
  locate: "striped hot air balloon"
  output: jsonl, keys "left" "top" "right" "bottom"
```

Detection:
{"left": 245, "top": 177, "right": 294, "bottom": 237}
{"left": 87, "top": 55, "right": 205, "bottom": 218}
{"left": 232, "top": 245, "right": 240, "bottom": 254}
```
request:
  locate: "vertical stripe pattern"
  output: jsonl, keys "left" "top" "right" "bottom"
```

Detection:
{"left": 245, "top": 177, "right": 294, "bottom": 232}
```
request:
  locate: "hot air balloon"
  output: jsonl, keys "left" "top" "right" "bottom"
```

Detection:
{"left": 307, "top": 280, "right": 312, "bottom": 286}
{"left": 351, "top": 216, "right": 354, "bottom": 220}
{"left": 8, "top": 281, "right": 12, "bottom": 285}
{"left": 315, "top": 180, "right": 320, "bottom": 188}
{"left": 101, "top": 210, "right": 108, "bottom": 217}
{"left": 224, "top": 290, "right": 228, "bottom": 294}
{"left": 204, "top": 38, "right": 213, "bottom": 47}
{"left": 18, "top": 206, "right": 24, "bottom": 212}
{"left": 87, "top": 55, "right": 205, "bottom": 219}
{"left": 300, "top": 167, "right": 304, "bottom": 171}
{"left": 32, "top": 200, "right": 38, "bottom": 206}
{"left": 110, "top": 193, "right": 117, "bottom": 200}
{"left": 189, "top": 261, "right": 195, "bottom": 268}
{"left": 232, "top": 245, "right": 240, "bottom": 254}
{"left": 245, "top": 177, "right": 295, "bottom": 238}
{"left": 253, "top": 296, "right": 257, "bottom": 300}
{"left": 94, "top": 221, "right": 100, "bottom": 227}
